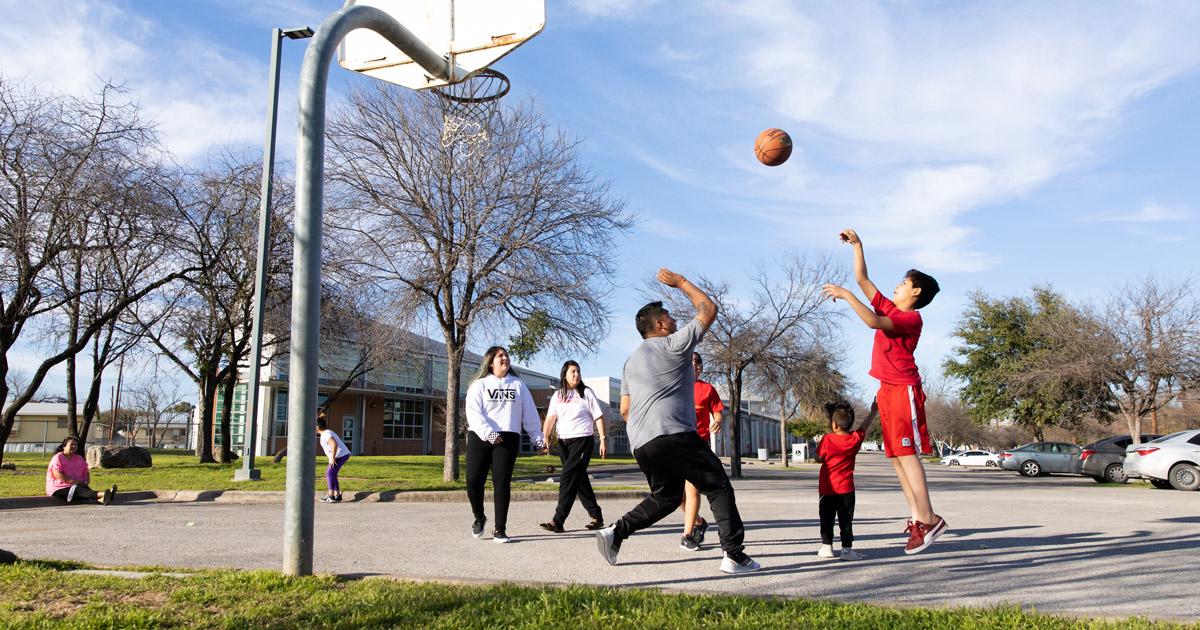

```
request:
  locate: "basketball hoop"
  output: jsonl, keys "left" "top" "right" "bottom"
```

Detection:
{"left": 430, "top": 68, "right": 510, "bottom": 155}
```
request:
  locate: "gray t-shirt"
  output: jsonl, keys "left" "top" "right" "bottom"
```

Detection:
{"left": 621, "top": 318, "right": 707, "bottom": 451}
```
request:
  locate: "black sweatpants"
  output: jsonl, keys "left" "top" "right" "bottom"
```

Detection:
{"left": 553, "top": 435, "right": 603, "bottom": 526}
{"left": 615, "top": 432, "right": 745, "bottom": 555}
{"left": 51, "top": 484, "right": 98, "bottom": 503}
{"left": 466, "top": 431, "right": 520, "bottom": 530}
{"left": 819, "top": 491, "right": 856, "bottom": 547}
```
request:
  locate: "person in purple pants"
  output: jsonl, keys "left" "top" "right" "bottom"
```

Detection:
{"left": 316, "top": 412, "right": 351, "bottom": 503}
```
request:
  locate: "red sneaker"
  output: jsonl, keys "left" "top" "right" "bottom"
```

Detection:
{"left": 903, "top": 518, "right": 913, "bottom": 535}
{"left": 904, "top": 516, "right": 948, "bottom": 555}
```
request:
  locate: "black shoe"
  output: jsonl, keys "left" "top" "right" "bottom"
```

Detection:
{"left": 472, "top": 517, "right": 486, "bottom": 539}
{"left": 101, "top": 488, "right": 112, "bottom": 506}
{"left": 680, "top": 533, "right": 700, "bottom": 551}
{"left": 493, "top": 529, "right": 512, "bottom": 544}
{"left": 693, "top": 518, "right": 709, "bottom": 545}
{"left": 333, "top": 494, "right": 343, "bottom": 502}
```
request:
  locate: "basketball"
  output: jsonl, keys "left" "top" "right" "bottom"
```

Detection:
{"left": 754, "top": 128, "right": 793, "bottom": 166}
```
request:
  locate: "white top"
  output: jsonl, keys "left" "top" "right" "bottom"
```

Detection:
{"left": 465, "top": 373, "right": 546, "bottom": 444}
{"left": 320, "top": 429, "right": 351, "bottom": 459}
{"left": 546, "top": 388, "right": 603, "bottom": 439}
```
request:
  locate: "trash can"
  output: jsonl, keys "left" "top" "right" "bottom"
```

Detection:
{"left": 792, "top": 442, "right": 809, "bottom": 462}
{"left": 757, "top": 448, "right": 769, "bottom": 461}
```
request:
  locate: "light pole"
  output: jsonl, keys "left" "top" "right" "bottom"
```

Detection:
{"left": 236, "top": 26, "right": 314, "bottom": 482}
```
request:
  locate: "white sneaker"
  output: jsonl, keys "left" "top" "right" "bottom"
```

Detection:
{"left": 719, "top": 552, "right": 761, "bottom": 574}
{"left": 840, "top": 547, "right": 862, "bottom": 561}
{"left": 492, "top": 530, "right": 511, "bottom": 543}
{"left": 596, "top": 525, "right": 621, "bottom": 565}
{"left": 816, "top": 544, "right": 836, "bottom": 559}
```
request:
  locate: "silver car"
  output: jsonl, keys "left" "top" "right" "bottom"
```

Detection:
{"left": 999, "top": 442, "right": 1083, "bottom": 477}
{"left": 1123, "top": 429, "right": 1200, "bottom": 491}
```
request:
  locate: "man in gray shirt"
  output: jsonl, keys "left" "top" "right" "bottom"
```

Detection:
{"left": 596, "top": 268, "right": 760, "bottom": 574}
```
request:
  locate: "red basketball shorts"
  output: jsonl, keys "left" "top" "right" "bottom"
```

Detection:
{"left": 877, "top": 382, "right": 931, "bottom": 458}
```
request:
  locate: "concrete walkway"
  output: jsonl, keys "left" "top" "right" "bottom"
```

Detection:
{"left": 4, "top": 454, "right": 1197, "bottom": 621}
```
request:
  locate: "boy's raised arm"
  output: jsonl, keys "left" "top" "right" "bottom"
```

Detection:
{"left": 840, "top": 229, "right": 879, "bottom": 302}
{"left": 852, "top": 399, "right": 879, "bottom": 434}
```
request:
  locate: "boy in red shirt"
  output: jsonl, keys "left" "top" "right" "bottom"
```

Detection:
{"left": 679, "top": 352, "right": 725, "bottom": 551}
{"left": 814, "top": 400, "right": 875, "bottom": 560}
{"left": 822, "top": 228, "right": 946, "bottom": 555}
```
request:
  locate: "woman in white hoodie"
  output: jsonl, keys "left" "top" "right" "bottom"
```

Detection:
{"left": 465, "top": 346, "right": 546, "bottom": 543}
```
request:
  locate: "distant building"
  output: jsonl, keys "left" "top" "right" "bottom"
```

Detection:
{"left": 2, "top": 402, "right": 84, "bottom": 453}
{"left": 205, "top": 332, "right": 562, "bottom": 457}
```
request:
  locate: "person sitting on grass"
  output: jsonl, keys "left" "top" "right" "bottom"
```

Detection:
{"left": 45, "top": 435, "right": 116, "bottom": 506}
{"left": 316, "top": 412, "right": 351, "bottom": 503}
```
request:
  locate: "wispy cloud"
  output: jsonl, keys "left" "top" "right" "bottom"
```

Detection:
{"left": 1088, "top": 202, "right": 1191, "bottom": 223}
{"left": 582, "top": 1, "right": 1200, "bottom": 273}
{"left": 568, "top": 0, "right": 662, "bottom": 18}
{"left": 0, "top": 0, "right": 274, "bottom": 162}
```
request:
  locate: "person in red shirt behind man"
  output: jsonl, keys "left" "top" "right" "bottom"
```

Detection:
{"left": 814, "top": 400, "right": 876, "bottom": 561}
{"left": 678, "top": 352, "right": 725, "bottom": 551}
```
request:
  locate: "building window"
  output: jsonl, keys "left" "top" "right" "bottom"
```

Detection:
{"left": 383, "top": 399, "right": 424, "bottom": 439}
{"left": 274, "top": 391, "right": 288, "bottom": 437}
{"left": 214, "top": 384, "right": 248, "bottom": 448}
{"left": 57, "top": 418, "right": 69, "bottom": 428}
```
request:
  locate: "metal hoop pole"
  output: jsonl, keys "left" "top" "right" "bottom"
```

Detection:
{"left": 285, "top": 3, "right": 461, "bottom": 577}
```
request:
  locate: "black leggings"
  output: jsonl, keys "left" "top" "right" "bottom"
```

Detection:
{"left": 819, "top": 491, "right": 856, "bottom": 547}
{"left": 51, "top": 484, "right": 99, "bottom": 503}
{"left": 553, "top": 435, "right": 602, "bottom": 525}
{"left": 466, "top": 431, "right": 520, "bottom": 530}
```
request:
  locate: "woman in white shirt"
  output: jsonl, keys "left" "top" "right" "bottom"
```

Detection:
{"left": 539, "top": 360, "right": 607, "bottom": 533}
{"left": 316, "top": 412, "right": 351, "bottom": 503}
{"left": 465, "top": 346, "right": 547, "bottom": 543}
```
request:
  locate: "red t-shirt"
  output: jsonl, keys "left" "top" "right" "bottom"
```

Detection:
{"left": 869, "top": 292, "right": 923, "bottom": 385}
{"left": 818, "top": 430, "right": 865, "bottom": 496}
{"left": 693, "top": 380, "right": 725, "bottom": 439}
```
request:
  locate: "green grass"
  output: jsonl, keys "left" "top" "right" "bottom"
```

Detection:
{"left": 0, "top": 451, "right": 640, "bottom": 498}
{"left": 0, "top": 561, "right": 1187, "bottom": 629}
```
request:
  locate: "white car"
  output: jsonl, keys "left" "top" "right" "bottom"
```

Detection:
{"left": 1123, "top": 429, "right": 1200, "bottom": 491}
{"left": 940, "top": 450, "right": 1001, "bottom": 467}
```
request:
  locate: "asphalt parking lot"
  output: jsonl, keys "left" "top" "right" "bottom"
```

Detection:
{"left": 4, "top": 453, "right": 1197, "bottom": 620}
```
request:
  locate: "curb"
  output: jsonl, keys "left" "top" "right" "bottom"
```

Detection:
{"left": 0, "top": 488, "right": 649, "bottom": 509}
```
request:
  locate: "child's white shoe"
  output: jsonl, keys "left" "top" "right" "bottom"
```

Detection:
{"left": 840, "top": 547, "right": 862, "bottom": 561}
{"left": 816, "top": 544, "right": 836, "bottom": 559}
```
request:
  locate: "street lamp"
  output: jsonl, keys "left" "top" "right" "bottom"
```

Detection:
{"left": 235, "top": 26, "right": 313, "bottom": 482}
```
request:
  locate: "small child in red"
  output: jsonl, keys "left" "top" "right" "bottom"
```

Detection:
{"left": 814, "top": 400, "right": 876, "bottom": 560}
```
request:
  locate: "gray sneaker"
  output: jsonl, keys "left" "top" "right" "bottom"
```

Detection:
{"left": 693, "top": 518, "right": 709, "bottom": 545}
{"left": 596, "top": 525, "right": 621, "bottom": 565}
{"left": 471, "top": 517, "right": 486, "bottom": 539}
{"left": 679, "top": 532, "right": 700, "bottom": 551}
{"left": 719, "top": 551, "right": 761, "bottom": 575}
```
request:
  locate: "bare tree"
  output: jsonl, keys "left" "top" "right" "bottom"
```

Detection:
{"left": 136, "top": 157, "right": 292, "bottom": 463}
{"left": 754, "top": 340, "right": 846, "bottom": 466}
{"left": 127, "top": 376, "right": 184, "bottom": 449}
{"left": 326, "top": 85, "right": 632, "bottom": 481}
{"left": 653, "top": 255, "right": 843, "bottom": 478}
{"left": 1042, "top": 277, "right": 1200, "bottom": 444}
{"left": 0, "top": 80, "right": 192, "bottom": 464}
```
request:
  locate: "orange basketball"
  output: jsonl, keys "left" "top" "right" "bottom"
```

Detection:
{"left": 754, "top": 128, "right": 793, "bottom": 166}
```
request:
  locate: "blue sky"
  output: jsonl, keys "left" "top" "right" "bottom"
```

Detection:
{"left": 3, "top": 1, "right": 1199, "bottom": 403}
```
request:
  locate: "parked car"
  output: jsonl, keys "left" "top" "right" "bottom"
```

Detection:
{"left": 940, "top": 450, "right": 1000, "bottom": 467}
{"left": 999, "top": 442, "right": 1083, "bottom": 477}
{"left": 1080, "top": 434, "right": 1161, "bottom": 483}
{"left": 1123, "top": 429, "right": 1200, "bottom": 491}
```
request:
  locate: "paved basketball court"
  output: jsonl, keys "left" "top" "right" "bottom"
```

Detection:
{"left": 4, "top": 454, "right": 1197, "bottom": 620}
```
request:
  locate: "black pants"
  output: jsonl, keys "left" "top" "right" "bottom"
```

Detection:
{"left": 553, "top": 435, "right": 602, "bottom": 525}
{"left": 819, "top": 491, "right": 856, "bottom": 547}
{"left": 466, "top": 431, "right": 520, "bottom": 530}
{"left": 615, "top": 432, "right": 745, "bottom": 555}
{"left": 51, "top": 484, "right": 98, "bottom": 503}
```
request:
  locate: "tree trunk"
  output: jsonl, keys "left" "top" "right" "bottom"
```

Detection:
{"left": 195, "top": 375, "right": 218, "bottom": 463}
{"left": 443, "top": 341, "right": 466, "bottom": 482}
{"left": 780, "top": 391, "right": 788, "bottom": 467}
{"left": 730, "top": 368, "right": 745, "bottom": 479}
{"left": 217, "top": 370, "right": 237, "bottom": 463}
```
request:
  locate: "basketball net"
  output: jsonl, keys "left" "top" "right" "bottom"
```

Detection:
{"left": 431, "top": 68, "right": 510, "bottom": 158}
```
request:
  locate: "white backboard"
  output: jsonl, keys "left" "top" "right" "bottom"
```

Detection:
{"left": 338, "top": 0, "right": 545, "bottom": 89}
